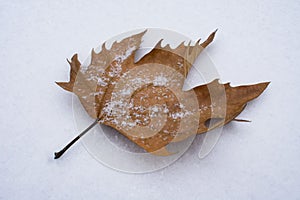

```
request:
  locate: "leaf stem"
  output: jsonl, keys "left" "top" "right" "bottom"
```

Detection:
{"left": 54, "top": 118, "right": 100, "bottom": 159}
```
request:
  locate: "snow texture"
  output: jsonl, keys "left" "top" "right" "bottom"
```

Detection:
{"left": 0, "top": 0, "right": 300, "bottom": 200}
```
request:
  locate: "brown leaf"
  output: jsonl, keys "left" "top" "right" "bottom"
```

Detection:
{"left": 194, "top": 79, "right": 269, "bottom": 133}
{"left": 57, "top": 30, "right": 269, "bottom": 154}
{"left": 56, "top": 54, "right": 81, "bottom": 92}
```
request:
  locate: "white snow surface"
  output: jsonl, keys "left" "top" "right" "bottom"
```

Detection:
{"left": 0, "top": 1, "right": 300, "bottom": 200}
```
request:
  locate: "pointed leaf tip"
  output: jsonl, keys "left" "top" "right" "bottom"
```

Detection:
{"left": 55, "top": 81, "right": 73, "bottom": 92}
{"left": 56, "top": 53, "right": 81, "bottom": 92}
{"left": 201, "top": 30, "right": 217, "bottom": 48}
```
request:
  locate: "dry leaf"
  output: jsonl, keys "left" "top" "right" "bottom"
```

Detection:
{"left": 56, "top": 30, "right": 269, "bottom": 154}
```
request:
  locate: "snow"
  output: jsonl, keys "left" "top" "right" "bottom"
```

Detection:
{"left": 153, "top": 75, "right": 168, "bottom": 86}
{"left": 120, "top": 88, "right": 132, "bottom": 96}
{"left": 96, "top": 76, "right": 108, "bottom": 86}
{"left": 1, "top": 1, "right": 300, "bottom": 200}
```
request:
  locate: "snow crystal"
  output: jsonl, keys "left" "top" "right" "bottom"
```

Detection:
{"left": 170, "top": 110, "right": 193, "bottom": 119}
{"left": 177, "top": 61, "right": 183, "bottom": 68}
{"left": 163, "top": 108, "right": 169, "bottom": 113}
{"left": 92, "top": 91, "right": 104, "bottom": 96}
{"left": 171, "top": 112, "right": 184, "bottom": 119}
{"left": 153, "top": 75, "right": 168, "bottom": 86}
{"left": 151, "top": 106, "right": 159, "bottom": 113}
{"left": 108, "top": 62, "right": 122, "bottom": 77}
{"left": 98, "top": 78, "right": 107, "bottom": 86}
{"left": 120, "top": 88, "right": 132, "bottom": 96}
